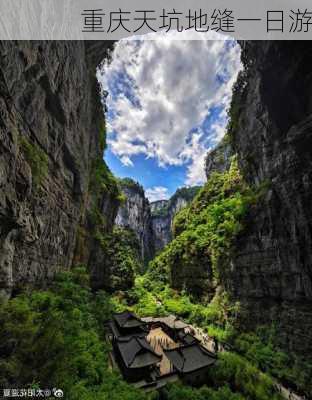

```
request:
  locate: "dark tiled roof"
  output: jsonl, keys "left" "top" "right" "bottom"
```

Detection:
{"left": 142, "top": 315, "right": 188, "bottom": 330}
{"left": 164, "top": 344, "right": 216, "bottom": 373}
{"left": 108, "top": 321, "right": 121, "bottom": 338}
{"left": 116, "top": 336, "right": 161, "bottom": 369}
{"left": 113, "top": 310, "right": 145, "bottom": 329}
{"left": 108, "top": 320, "right": 147, "bottom": 339}
{"left": 178, "top": 331, "right": 199, "bottom": 345}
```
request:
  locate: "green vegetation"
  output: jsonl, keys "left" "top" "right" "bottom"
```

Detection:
{"left": 234, "top": 328, "right": 312, "bottom": 396}
{"left": 94, "top": 227, "right": 142, "bottom": 291}
{"left": 151, "top": 186, "right": 201, "bottom": 218}
{"left": 10, "top": 101, "right": 310, "bottom": 398}
{"left": 169, "top": 186, "right": 202, "bottom": 206}
{"left": 164, "top": 382, "right": 245, "bottom": 400}
{"left": 19, "top": 136, "right": 48, "bottom": 187}
{"left": 111, "top": 276, "right": 283, "bottom": 400}
{"left": 88, "top": 157, "right": 123, "bottom": 231}
{"left": 112, "top": 273, "right": 236, "bottom": 342}
{"left": 227, "top": 70, "right": 248, "bottom": 141}
{"left": 98, "top": 119, "right": 107, "bottom": 153}
{"left": 0, "top": 266, "right": 150, "bottom": 400}
{"left": 89, "top": 115, "right": 120, "bottom": 204}
{"left": 208, "top": 352, "right": 281, "bottom": 400}
{"left": 89, "top": 157, "right": 120, "bottom": 201}
{"left": 1, "top": 265, "right": 281, "bottom": 400}
{"left": 106, "top": 153, "right": 297, "bottom": 399}
{"left": 149, "top": 157, "right": 259, "bottom": 298}
{"left": 118, "top": 177, "right": 145, "bottom": 196}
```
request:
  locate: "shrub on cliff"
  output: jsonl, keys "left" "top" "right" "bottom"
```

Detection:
{"left": 149, "top": 157, "right": 258, "bottom": 297}
{"left": 94, "top": 227, "right": 142, "bottom": 291}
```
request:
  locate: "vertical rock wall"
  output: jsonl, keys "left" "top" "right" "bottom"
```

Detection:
{"left": 115, "top": 178, "right": 154, "bottom": 264}
{"left": 151, "top": 187, "right": 200, "bottom": 252}
{"left": 0, "top": 40, "right": 116, "bottom": 297}
{"left": 220, "top": 41, "right": 312, "bottom": 356}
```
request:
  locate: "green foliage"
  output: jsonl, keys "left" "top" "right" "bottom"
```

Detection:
{"left": 150, "top": 158, "right": 257, "bottom": 296}
{"left": 98, "top": 119, "right": 107, "bottom": 153}
{"left": 115, "top": 276, "right": 166, "bottom": 317}
{"left": 118, "top": 177, "right": 145, "bottom": 196}
{"left": 88, "top": 157, "right": 122, "bottom": 231}
{"left": 89, "top": 157, "right": 120, "bottom": 200}
{"left": 165, "top": 382, "right": 245, "bottom": 400}
{"left": 208, "top": 352, "right": 282, "bottom": 400}
{"left": 19, "top": 136, "right": 48, "bottom": 187}
{"left": 234, "top": 328, "right": 312, "bottom": 396}
{"left": 95, "top": 227, "right": 142, "bottom": 291}
{"left": 227, "top": 70, "right": 248, "bottom": 141}
{"left": 0, "top": 266, "right": 150, "bottom": 400}
{"left": 172, "top": 206, "right": 189, "bottom": 237}
{"left": 90, "top": 206, "right": 107, "bottom": 229}
{"left": 169, "top": 186, "right": 202, "bottom": 207}
{"left": 151, "top": 186, "right": 201, "bottom": 218}
{"left": 114, "top": 271, "right": 237, "bottom": 344}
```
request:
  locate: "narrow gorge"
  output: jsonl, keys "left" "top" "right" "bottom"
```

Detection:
{"left": 0, "top": 40, "right": 311, "bottom": 400}
{"left": 115, "top": 178, "right": 200, "bottom": 262}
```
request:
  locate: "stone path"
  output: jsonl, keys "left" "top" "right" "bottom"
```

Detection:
{"left": 147, "top": 327, "right": 177, "bottom": 375}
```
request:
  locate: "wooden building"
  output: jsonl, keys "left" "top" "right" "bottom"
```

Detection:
{"left": 108, "top": 310, "right": 148, "bottom": 339}
{"left": 164, "top": 343, "right": 216, "bottom": 386}
{"left": 114, "top": 335, "right": 161, "bottom": 382}
{"left": 142, "top": 315, "right": 189, "bottom": 341}
{"left": 108, "top": 311, "right": 217, "bottom": 387}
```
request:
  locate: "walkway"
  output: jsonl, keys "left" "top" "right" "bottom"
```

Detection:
{"left": 187, "top": 324, "right": 308, "bottom": 400}
{"left": 152, "top": 294, "right": 308, "bottom": 400}
{"left": 147, "top": 327, "right": 178, "bottom": 375}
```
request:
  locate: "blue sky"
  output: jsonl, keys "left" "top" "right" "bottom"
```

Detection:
{"left": 105, "top": 149, "right": 186, "bottom": 199}
{"left": 98, "top": 31, "right": 241, "bottom": 201}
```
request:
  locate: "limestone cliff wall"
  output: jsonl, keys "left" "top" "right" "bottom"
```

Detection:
{"left": 151, "top": 187, "right": 200, "bottom": 252}
{"left": 0, "top": 40, "right": 116, "bottom": 297}
{"left": 217, "top": 41, "right": 312, "bottom": 356}
{"left": 151, "top": 197, "right": 188, "bottom": 252}
{"left": 115, "top": 179, "right": 154, "bottom": 264}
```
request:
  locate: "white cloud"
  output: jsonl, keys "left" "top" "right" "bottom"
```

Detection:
{"left": 98, "top": 30, "right": 242, "bottom": 186}
{"left": 145, "top": 186, "right": 169, "bottom": 202}
{"left": 120, "top": 155, "right": 134, "bottom": 167}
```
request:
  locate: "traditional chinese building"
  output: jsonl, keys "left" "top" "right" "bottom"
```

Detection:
{"left": 108, "top": 311, "right": 217, "bottom": 387}
{"left": 113, "top": 335, "right": 161, "bottom": 382}
{"left": 142, "top": 315, "right": 190, "bottom": 341}
{"left": 164, "top": 343, "right": 216, "bottom": 386}
{"left": 108, "top": 310, "right": 148, "bottom": 339}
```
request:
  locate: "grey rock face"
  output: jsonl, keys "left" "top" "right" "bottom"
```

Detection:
{"left": 205, "top": 135, "right": 233, "bottom": 179}
{"left": 151, "top": 188, "right": 199, "bottom": 252}
{"left": 151, "top": 197, "right": 188, "bottom": 252}
{"left": 222, "top": 42, "right": 312, "bottom": 356}
{"left": 115, "top": 183, "right": 199, "bottom": 259}
{"left": 115, "top": 179, "right": 154, "bottom": 264}
{"left": 0, "top": 40, "right": 116, "bottom": 297}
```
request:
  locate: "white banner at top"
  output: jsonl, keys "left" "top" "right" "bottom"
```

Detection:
{"left": 0, "top": 0, "right": 312, "bottom": 40}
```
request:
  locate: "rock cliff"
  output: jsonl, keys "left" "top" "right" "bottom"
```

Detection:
{"left": 2, "top": 39, "right": 312, "bottom": 361}
{"left": 213, "top": 42, "right": 312, "bottom": 357}
{"left": 151, "top": 187, "right": 200, "bottom": 252}
{"left": 0, "top": 40, "right": 117, "bottom": 298}
{"left": 205, "top": 134, "right": 233, "bottom": 179}
{"left": 115, "top": 178, "right": 154, "bottom": 264}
